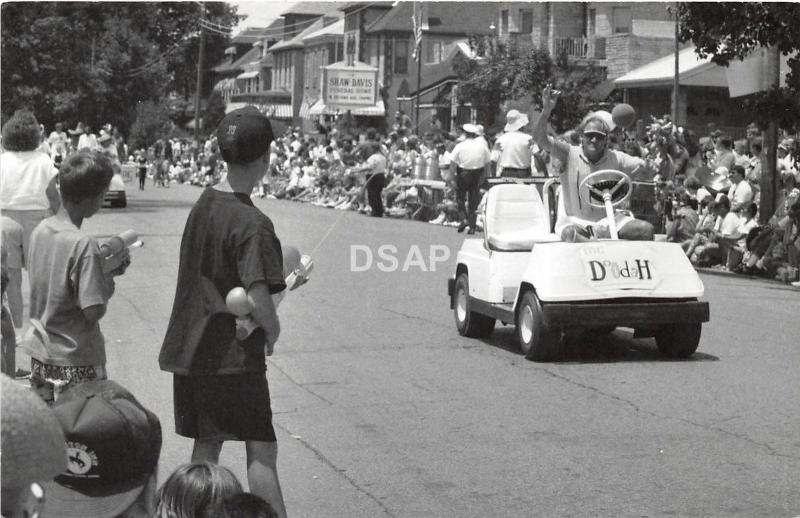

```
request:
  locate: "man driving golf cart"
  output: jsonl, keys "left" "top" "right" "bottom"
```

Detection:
{"left": 533, "top": 85, "right": 668, "bottom": 242}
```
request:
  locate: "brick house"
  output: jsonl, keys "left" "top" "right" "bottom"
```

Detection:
{"left": 353, "top": 2, "right": 495, "bottom": 132}
{"left": 493, "top": 2, "right": 676, "bottom": 79}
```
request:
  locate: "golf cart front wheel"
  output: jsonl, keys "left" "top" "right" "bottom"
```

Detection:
{"left": 655, "top": 322, "right": 702, "bottom": 358}
{"left": 453, "top": 274, "right": 495, "bottom": 338}
{"left": 516, "top": 291, "right": 561, "bottom": 361}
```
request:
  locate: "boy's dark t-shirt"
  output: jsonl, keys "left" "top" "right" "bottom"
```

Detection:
{"left": 159, "top": 188, "right": 286, "bottom": 376}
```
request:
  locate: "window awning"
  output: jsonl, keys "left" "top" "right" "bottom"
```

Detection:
{"left": 308, "top": 99, "right": 385, "bottom": 117}
{"left": 225, "top": 102, "right": 293, "bottom": 120}
{"left": 236, "top": 71, "right": 259, "bottom": 80}
{"left": 614, "top": 46, "right": 728, "bottom": 89}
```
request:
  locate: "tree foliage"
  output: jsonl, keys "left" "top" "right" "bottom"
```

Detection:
{"left": 128, "top": 100, "right": 172, "bottom": 151}
{"left": 1, "top": 2, "right": 238, "bottom": 136}
{"left": 454, "top": 38, "right": 604, "bottom": 134}
{"left": 677, "top": 2, "right": 800, "bottom": 130}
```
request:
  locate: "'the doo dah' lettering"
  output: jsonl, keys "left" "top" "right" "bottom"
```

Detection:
{"left": 589, "top": 259, "right": 653, "bottom": 281}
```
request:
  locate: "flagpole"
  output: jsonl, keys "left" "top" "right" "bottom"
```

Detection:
{"left": 415, "top": 2, "right": 422, "bottom": 133}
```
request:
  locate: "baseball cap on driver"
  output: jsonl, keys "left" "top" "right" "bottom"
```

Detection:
{"left": 43, "top": 379, "right": 162, "bottom": 518}
{"left": 217, "top": 106, "right": 274, "bottom": 164}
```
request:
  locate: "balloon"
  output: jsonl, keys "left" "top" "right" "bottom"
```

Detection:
{"left": 225, "top": 287, "right": 251, "bottom": 317}
{"left": 612, "top": 104, "right": 636, "bottom": 129}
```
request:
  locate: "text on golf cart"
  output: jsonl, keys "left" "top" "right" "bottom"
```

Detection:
{"left": 588, "top": 259, "right": 653, "bottom": 281}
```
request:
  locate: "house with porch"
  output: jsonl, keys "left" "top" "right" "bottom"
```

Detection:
{"left": 351, "top": 1, "right": 495, "bottom": 133}
{"left": 493, "top": 2, "right": 677, "bottom": 84}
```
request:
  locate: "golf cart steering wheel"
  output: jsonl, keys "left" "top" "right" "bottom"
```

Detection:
{"left": 578, "top": 169, "right": 632, "bottom": 209}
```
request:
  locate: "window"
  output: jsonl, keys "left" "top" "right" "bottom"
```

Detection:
{"left": 612, "top": 7, "right": 631, "bottom": 34}
{"left": 345, "top": 13, "right": 358, "bottom": 32}
{"left": 588, "top": 9, "right": 596, "bottom": 36}
{"left": 425, "top": 40, "right": 442, "bottom": 64}
{"left": 520, "top": 9, "right": 533, "bottom": 34}
{"left": 501, "top": 10, "right": 509, "bottom": 34}
{"left": 345, "top": 32, "right": 357, "bottom": 65}
{"left": 394, "top": 39, "right": 408, "bottom": 74}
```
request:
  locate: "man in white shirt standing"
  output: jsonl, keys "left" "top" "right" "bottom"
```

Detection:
{"left": 492, "top": 109, "right": 537, "bottom": 178}
{"left": 726, "top": 165, "right": 753, "bottom": 215}
{"left": 451, "top": 124, "right": 491, "bottom": 234}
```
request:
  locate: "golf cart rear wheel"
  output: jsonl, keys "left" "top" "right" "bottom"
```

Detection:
{"left": 516, "top": 291, "right": 561, "bottom": 362}
{"left": 655, "top": 322, "right": 702, "bottom": 358}
{"left": 453, "top": 274, "right": 495, "bottom": 338}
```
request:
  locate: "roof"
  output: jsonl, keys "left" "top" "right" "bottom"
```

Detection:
{"left": 213, "top": 45, "right": 261, "bottom": 74}
{"left": 302, "top": 18, "right": 344, "bottom": 44}
{"left": 232, "top": 27, "right": 271, "bottom": 44}
{"left": 280, "top": 2, "right": 347, "bottom": 16}
{"left": 614, "top": 46, "right": 727, "bottom": 89}
{"left": 367, "top": 3, "right": 496, "bottom": 35}
{"left": 406, "top": 41, "right": 471, "bottom": 96}
{"left": 269, "top": 16, "right": 326, "bottom": 52}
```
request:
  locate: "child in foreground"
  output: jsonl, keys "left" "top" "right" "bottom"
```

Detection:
{"left": 160, "top": 106, "right": 288, "bottom": 517}
{"left": 23, "top": 150, "right": 130, "bottom": 404}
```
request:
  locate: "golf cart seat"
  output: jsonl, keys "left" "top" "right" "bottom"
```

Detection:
{"left": 484, "top": 184, "right": 559, "bottom": 251}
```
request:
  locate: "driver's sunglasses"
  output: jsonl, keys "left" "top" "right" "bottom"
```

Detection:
{"left": 583, "top": 131, "right": 607, "bottom": 142}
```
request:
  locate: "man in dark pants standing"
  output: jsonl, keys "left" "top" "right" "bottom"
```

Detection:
{"left": 355, "top": 143, "right": 387, "bottom": 217}
{"left": 451, "top": 124, "right": 491, "bottom": 233}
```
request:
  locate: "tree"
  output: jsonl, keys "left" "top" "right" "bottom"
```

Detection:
{"left": 0, "top": 2, "right": 238, "bottom": 133}
{"left": 677, "top": 2, "right": 800, "bottom": 131}
{"left": 128, "top": 100, "right": 171, "bottom": 150}
{"left": 203, "top": 90, "right": 227, "bottom": 135}
{"left": 454, "top": 38, "right": 604, "bottom": 134}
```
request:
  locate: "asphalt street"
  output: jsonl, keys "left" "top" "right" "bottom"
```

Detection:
{"left": 21, "top": 182, "right": 800, "bottom": 517}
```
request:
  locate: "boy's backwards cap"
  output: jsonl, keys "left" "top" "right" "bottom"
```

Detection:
{"left": 43, "top": 379, "right": 162, "bottom": 518}
{"left": 217, "top": 105, "right": 274, "bottom": 164}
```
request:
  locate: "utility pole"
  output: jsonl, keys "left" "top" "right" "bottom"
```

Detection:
{"left": 671, "top": 3, "right": 679, "bottom": 124}
{"left": 194, "top": 2, "right": 207, "bottom": 143}
{"left": 760, "top": 47, "right": 781, "bottom": 224}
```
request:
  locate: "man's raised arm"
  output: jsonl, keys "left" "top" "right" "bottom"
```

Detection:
{"left": 532, "top": 85, "right": 569, "bottom": 164}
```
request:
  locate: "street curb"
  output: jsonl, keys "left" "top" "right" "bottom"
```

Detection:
{"left": 695, "top": 267, "right": 799, "bottom": 288}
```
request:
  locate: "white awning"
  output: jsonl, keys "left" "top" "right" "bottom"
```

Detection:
{"left": 225, "top": 102, "right": 292, "bottom": 119}
{"left": 614, "top": 46, "right": 728, "bottom": 89}
{"left": 308, "top": 99, "right": 385, "bottom": 117}
{"left": 236, "top": 71, "right": 259, "bottom": 80}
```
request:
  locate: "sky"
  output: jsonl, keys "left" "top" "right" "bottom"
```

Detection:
{"left": 231, "top": 1, "right": 295, "bottom": 32}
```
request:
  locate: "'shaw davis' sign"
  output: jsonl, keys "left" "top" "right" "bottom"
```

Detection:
{"left": 323, "top": 65, "right": 378, "bottom": 108}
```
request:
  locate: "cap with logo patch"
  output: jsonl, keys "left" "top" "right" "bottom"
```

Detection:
{"left": 217, "top": 105, "right": 274, "bottom": 164}
{"left": 43, "top": 379, "right": 162, "bottom": 518}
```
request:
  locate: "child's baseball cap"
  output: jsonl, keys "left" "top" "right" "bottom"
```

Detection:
{"left": 217, "top": 106, "right": 274, "bottom": 164}
{"left": 43, "top": 379, "right": 162, "bottom": 518}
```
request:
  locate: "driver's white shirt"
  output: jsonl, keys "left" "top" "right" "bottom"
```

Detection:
{"left": 558, "top": 145, "right": 644, "bottom": 226}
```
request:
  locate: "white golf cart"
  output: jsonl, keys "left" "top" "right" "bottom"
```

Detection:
{"left": 447, "top": 170, "right": 709, "bottom": 361}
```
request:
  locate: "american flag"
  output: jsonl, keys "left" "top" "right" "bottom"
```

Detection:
{"left": 411, "top": 2, "right": 423, "bottom": 62}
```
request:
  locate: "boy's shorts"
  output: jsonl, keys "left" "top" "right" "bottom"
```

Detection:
{"left": 173, "top": 372, "right": 276, "bottom": 443}
{"left": 30, "top": 358, "right": 107, "bottom": 405}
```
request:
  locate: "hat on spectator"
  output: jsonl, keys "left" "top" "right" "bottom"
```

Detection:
{"left": 462, "top": 123, "right": 480, "bottom": 135}
{"left": 217, "top": 106, "right": 275, "bottom": 164}
{"left": 504, "top": 110, "right": 529, "bottom": 132}
{"left": 42, "top": 379, "right": 162, "bottom": 518}
{"left": 1, "top": 374, "right": 67, "bottom": 499}
{"left": 475, "top": 124, "right": 485, "bottom": 136}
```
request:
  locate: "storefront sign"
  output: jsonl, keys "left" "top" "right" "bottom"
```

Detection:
{"left": 323, "top": 66, "right": 378, "bottom": 108}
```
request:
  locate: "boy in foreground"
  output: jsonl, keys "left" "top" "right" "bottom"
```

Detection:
{"left": 159, "top": 106, "right": 287, "bottom": 518}
{"left": 23, "top": 150, "right": 130, "bottom": 403}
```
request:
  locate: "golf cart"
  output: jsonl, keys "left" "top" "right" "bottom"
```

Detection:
{"left": 447, "top": 170, "right": 710, "bottom": 361}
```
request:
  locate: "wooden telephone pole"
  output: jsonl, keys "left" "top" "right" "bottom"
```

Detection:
{"left": 194, "top": 2, "right": 207, "bottom": 143}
